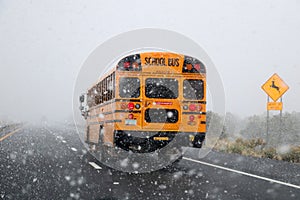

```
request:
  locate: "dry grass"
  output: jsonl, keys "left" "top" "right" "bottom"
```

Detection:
{"left": 213, "top": 138, "right": 300, "bottom": 163}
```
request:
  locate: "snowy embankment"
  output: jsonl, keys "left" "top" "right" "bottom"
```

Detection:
{"left": 0, "top": 120, "right": 22, "bottom": 137}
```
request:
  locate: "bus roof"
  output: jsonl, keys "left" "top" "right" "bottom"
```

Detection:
{"left": 117, "top": 52, "right": 206, "bottom": 74}
{"left": 87, "top": 52, "right": 206, "bottom": 92}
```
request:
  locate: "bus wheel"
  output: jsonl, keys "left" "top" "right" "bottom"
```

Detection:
{"left": 172, "top": 155, "right": 183, "bottom": 164}
{"left": 98, "top": 125, "right": 104, "bottom": 144}
{"left": 89, "top": 144, "right": 97, "bottom": 152}
{"left": 95, "top": 125, "right": 104, "bottom": 152}
{"left": 193, "top": 134, "right": 203, "bottom": 148}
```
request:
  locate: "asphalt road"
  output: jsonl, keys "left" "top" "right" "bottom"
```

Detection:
{"left": 0, "top": 124, "right": 299, "bottom": 200}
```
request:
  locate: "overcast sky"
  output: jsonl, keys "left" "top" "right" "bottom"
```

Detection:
{"left": 0, "top": 0, "right": 300, "bottom": 122}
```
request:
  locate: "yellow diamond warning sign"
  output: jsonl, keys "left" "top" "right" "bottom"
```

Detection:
{"left": 261, "top": 73, "right": 289, "bottom": 102}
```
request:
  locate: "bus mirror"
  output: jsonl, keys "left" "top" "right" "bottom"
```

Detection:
{"left": 79, "top": 95, "right": 85, "bottom": 103}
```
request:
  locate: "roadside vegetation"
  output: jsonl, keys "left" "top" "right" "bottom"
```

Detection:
{"left": 0, "top": 119, "right": 22, "bottom": 133}
{"left": 207, "top": 111, "right": 300, "bottom": 163}
{"left": 214, "top": 138, "right": 300, "bottom": 163}
{"left": 0, "top": 120, "right": 8, "bottom": 131}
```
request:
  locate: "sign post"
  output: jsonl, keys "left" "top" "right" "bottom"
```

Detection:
{"left": 261, "top": 73, "right": 289, "bottom": 147}
{"left": 266, "top": 96, "right": 270, "bottom": 146}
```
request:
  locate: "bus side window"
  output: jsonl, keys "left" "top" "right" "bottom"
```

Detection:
{"left": 94, "top": 84, "right": 99, "bottom": 105}
{"left": 111, "top": 74, "right": 114, "bottom": 99}
{"left": 103, "top": 79, "right": 106, "bottom": 102}
{"left": 106, "top": 77, "right": 109, "bottom": 101}
{"left": 100, "top": 80, "right": 103, "bottom": 103}
{"left": 87, "top": 91, "right": 91, "bottom": 107}
{"left": 93, "top": 86, "right": 98, "bottom": 106}
{"left": 104, "top": 77, "right": 108, "bottom": 101}
{"left": 88, "top": 89, "right": 95, "bottom": 107}
{"left": 112, "top": 72, "right": 115, "bottom": 99}
{"left": 108, "top": 76, "right": 110, "bottom": 100}
{"left": 99, "top": 81, "right": 102, "bottom": 104}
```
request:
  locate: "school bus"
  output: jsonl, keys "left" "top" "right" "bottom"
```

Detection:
{"left": 79, "top": 52, "right": 206, "bottom": 154}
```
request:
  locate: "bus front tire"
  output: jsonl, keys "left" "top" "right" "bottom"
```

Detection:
{"left": 193, "top": 134, "right": 204, "bottom": 148}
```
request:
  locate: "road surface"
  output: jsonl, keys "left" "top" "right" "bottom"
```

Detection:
{"left": 0, "top": 124, "right": 299, "bottom": 199}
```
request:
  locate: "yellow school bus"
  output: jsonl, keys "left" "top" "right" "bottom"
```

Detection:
{"left": 79, "top": 52, "right": 206, "bottom": 153}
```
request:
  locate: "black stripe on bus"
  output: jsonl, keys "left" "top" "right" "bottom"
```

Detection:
{"left": 88, "top": 120, "right": 121, "bottom": 125}
{"left": 115, "top": 99, "right": 141, "bottom": 103}
{"left": 89, "top": 110, "right": 142, "bottom": 118}
{"left": 115, "top": 110, "right": 141, "bottom": 114}
{"left": 102, "top": 110, "right": 142, "bottom": 115}
{"left": 90, "top": 98, "right": 141, "bottom": 109}
{"left": 89, "top": 115, "right": 101, "bottom": 119}
{"left": 182, "top": 100, "right": 206, "bottom": 104}
{"left": 105, "top": 119, "right": 122, "bottom": 124}
{"left": 92, "top": 99, "right": 205, "bottom": 109}
{"left": 200, "top": 121, "right": 206, "bottom": 124}
{"left": 182, "top": 112, "right": 206, "bottom": 115}
{"left": 88, "top": 122, "right": 103, "bottom": 125}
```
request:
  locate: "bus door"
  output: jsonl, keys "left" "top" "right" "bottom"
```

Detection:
{"left": 141, "top": 76, "right": 181, "bottom": 131}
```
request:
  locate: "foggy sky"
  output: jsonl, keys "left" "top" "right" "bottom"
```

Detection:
{"left": 1, "top": 0, "right": 300, "bottom": 122}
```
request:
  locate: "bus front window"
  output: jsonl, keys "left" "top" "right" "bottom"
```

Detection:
{"left": 145, "top": 78, "right": 178, "bottom": 99}
{"left": 183, "top": 79, "right": 204, "bottom": 100}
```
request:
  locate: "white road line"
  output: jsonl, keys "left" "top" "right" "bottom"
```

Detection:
{"left": 89, "top": 162, "right": 102, "bottom": 170}
{"left": 183, "top": 157, "right": 300, "bottom": 190}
